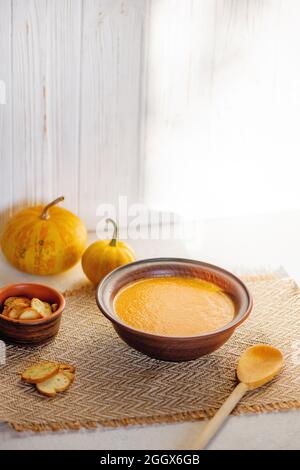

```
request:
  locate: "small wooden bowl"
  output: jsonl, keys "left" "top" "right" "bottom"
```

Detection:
{"left": 0, "top": 283, "right": 65, "bottom": 344}
{"left": 96, "top": 258, "right": 253, "bottom": 362}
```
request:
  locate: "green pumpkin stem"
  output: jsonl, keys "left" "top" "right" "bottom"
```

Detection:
{"left": 40, "top": 196, "right": 65, "bottom": 220}
{"left": 106, "top": 218, "right": 118, "bottom": 247}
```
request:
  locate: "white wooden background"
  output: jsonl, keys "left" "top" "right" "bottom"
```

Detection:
{"left": 1, "top": 0, "right": 300, "bottom": 231}
{"left": 143, "top": 0, "right": 300, "bottom": 218}
{"left": 0, "top": 0, "right": 148, "bottom": 230}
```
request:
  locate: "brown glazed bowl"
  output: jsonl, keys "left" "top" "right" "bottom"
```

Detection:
{"left": 0, "top": 283, "right": 65, "bottom": 344}
{"left": 96, "top": 258, "right": 253, "bottom": 362}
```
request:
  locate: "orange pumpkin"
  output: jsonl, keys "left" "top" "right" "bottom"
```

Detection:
{"left": 82, "top": 218, "right": 135, "bottom": 285}
{"left": 1, "top": 196, "right": 87, "bottom": 275}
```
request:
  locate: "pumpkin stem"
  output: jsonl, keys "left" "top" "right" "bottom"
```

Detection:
{"left": 106, "top": 218, "right": 118, "bottom": 247}
{"left": 40, "top": 196, "right": 65, "bottom": 220}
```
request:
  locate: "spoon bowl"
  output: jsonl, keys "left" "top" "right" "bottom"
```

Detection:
{"left": 237, "top": 344, "right": 284, "bottom": 390}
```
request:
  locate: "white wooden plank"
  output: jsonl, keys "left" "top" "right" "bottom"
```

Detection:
{"left": 11, "top": 0, "right": 49, "bottom": 211}
{"left": 0, "top": 0, "right": 12, "bottom": 229}
{"left": 3, "top": 0, "right": 300, "bottom": 232}
{"left": 208, "top": 0, "right": 286, "bottom": 217}
{"left": 46, "top": 0, "right": 82, "bottom": 214}
{"left": 79, "top": 0, "right": 146, "bottom": 229}
{"left": 208, "top": 0, "right": 300, "bottom": 216}
{"left": 1, "top": 0, "right": 146, "bottom": 230}
{"left": 143, "top": 0, "right": 300, "bottom": 219}
{"left": 11, "top": 0, "right": 83, "bottom": 217}
{"left": 142, "top": 0, "right": 217, "bottom": 215}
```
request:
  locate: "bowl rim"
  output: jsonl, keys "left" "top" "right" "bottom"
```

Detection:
{"left": 0, "top": 282, "right": 65, "bottom": 324}
{"left": 96, "top": 257, "right": 253, "bottom": 340}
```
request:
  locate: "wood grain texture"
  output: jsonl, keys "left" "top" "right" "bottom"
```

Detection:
{"left": 2, "top": 0, "right": 300, "bottom": 231}
{"left": 12, "top": 0, "right": 49, "bottom": 212}
{"left": 10, "top": 0, "right": 83, "bottom": 218}
{"left": 0, "top": 0, "right": 147, "bottom": 231}
{"left": 79, "top": 0, "right": 146, "bottom": 228}
{"left": 142, "top": 0, "right": 217, "bottom": 213}
{"left": 0, "top": 1, "right": 13, "bottom": 228}
{"left": 45, "top": 0, "right": 83, "bottom": 215}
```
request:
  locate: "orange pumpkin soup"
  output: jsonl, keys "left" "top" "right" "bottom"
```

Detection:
{"left": 114, "top": 276, "right": 235, "bottom": 336}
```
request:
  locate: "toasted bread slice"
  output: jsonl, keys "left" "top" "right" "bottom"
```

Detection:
{"left": 62, "top": 370, "right": 75, "bottom": 383}
{"left": 4, "top": 296, "right": 18, "bottom": 306}
{"left": 58, "top": 364, "right": 75, "bottom": 383}
{"left": 59, "top": 363, "right": 76, "bottom": 374}
{"left": 4, "top": 296, "right": 31, "bottom": 308}
{"left": 31, "top": 298, "right": 52, "bottom": 318}
{"left": 36, "top": 372, "right": 71, "bottom": 397}
{"left": 4, "top": 296, "right": 19, "bottom": 307}
{"left": 21, "top": 361, "right": 60, "bottom": 384}
{"left": 1, "top": 306, "right": 10, "bottom": 317}
{"left": 7, "top": 306, "right": 24, "bottom": 319}
{"left": 19, "top": 308, "right": 42, "bottom": 320}
{"left": 43, "top": 302, "right": 52, "bottom": 316}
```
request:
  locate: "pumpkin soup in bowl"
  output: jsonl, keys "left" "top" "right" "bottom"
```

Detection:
{"left": 96, "top": 258, "right": 252, "bottom": 361}
{"left": 114, "top": 277, "right": 235, "bottom": 336}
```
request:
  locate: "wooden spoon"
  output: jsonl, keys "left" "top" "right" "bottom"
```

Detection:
{"left": 192, "top": 344, "right": 284, "bottom": 450}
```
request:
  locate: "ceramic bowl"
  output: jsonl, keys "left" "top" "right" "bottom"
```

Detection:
{"left": 0, "top": 283, "right": 65, "bottom": 344}
{"left": 96, "top": 258, "right": 252, "bottom": 362}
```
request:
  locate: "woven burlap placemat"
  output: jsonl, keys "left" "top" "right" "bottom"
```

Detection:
{"left": 0, "top": 275, "right": 300, "bottom": 432}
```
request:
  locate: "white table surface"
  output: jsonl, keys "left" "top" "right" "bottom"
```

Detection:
{"left": 1, "top": 210, "right": 300, "bottom": 450}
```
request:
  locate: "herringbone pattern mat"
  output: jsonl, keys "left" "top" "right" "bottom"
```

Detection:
{"left": 0, "top": 276, "right": 300, "bottom": 432}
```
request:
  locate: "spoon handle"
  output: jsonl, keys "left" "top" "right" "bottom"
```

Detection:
{"left": 192, "top": 382, "right": 249, "bottom": 450}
